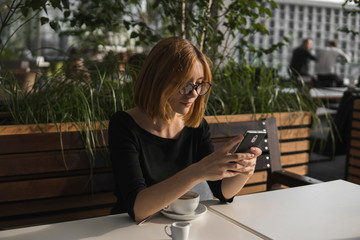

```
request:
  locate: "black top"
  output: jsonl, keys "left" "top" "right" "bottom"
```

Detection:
{"left": 108, "top": 111, "right": 231, "bottom": 219}
{"left": 290, "top": 46, "right": 316, "bottom": 76}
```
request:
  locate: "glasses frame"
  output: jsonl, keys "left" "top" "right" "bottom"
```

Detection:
{"left": 179, "top": 82, "right": 212, "bottom": 96}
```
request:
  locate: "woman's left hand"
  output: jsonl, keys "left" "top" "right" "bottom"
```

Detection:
{"left": 229, "top": 147, "right": 262, "bottom": 176}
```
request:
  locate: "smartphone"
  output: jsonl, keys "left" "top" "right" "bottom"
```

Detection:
{"left": 233, "top": 130, "right": 266, "bottom": 153}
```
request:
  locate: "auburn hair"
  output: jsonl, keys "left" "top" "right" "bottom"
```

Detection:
{"left": 133, "top": 37, "right": 212, "bottom": 127}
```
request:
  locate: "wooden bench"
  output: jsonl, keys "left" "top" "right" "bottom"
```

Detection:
{"left": 0, "top": 112, "right": 316, "bottom": 229}
{"left": 347, "top": 99, "right": 360, "bottom": 184}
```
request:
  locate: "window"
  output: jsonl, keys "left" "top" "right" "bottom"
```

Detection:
{"left": 342, "top": 41, "right": 347, "bottom": 49}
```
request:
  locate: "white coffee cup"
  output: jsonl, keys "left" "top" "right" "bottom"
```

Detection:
{"left": 164, "top": 191, "right": 199, "bottom": 215}
{"left": 164, "top": 222, "right": 191, "bottom": 240}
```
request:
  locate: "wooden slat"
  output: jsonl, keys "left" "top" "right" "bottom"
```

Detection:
{"left": 278, "top": 128, "right": 310, "bottom": 140}
{"left": 245, "top": 171, "right": 267, "bottom": 184}
{"left": 205, "top": 111, "right": 311, "bottom": 127}
{"left": 351, "top": 129, "right": 360, "bottom": 138}
{"left": 350, "top": 148, "right": 360, "bottom": 158}
{"left": 347, "top": 175, "right": 360, "bottom": 185}
{"left": 0, "top": 173, "right": 114, "bottom": 202}
{"left": 349, "top": 157, "right": 360, "bottom": 168}
{"left": 237, "top": 184, "right": 267, "bottom": 195}
{"left": 0, "top": 131, "right": 108, "bottom": 154}
{"left": 0, "top": 192, "right": 116, "bottom": 218}
{"left": 284, "top": 165, "right": 308, "bottom": 176}
{"left": 280, "top": 140, "right": 310, "bottom": 153}
{"left": 352, "top": 120, "right": 360, "bottom": 129}
{"left": 208, "top": 121, "right": 265, "bottom": 138}
{"left": 0, "top": 121, "right": 108, "bottom": 135}
{"left": 350, "top": 139, "right": 360, "bottom": 148}
{"left": 280, "top": 152, "right": 309, "bottom": 166}
{"left": 348, "top": 166, "right": 360, "bottom": 176}
{"left": 0, "top": 150, "right": 110, "bottom": 176}
{"left": 353, "top": 99, "right": 360, "bottom": 110}
{"left": 353, "top": 111, "right": 360, "bottom": 120}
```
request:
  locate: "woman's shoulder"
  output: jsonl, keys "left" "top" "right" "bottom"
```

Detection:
{"left": 110, "top": 110, "right": 133, "bottom": 124}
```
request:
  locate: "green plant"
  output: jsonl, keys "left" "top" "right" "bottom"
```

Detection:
{"left": 207, "top": 61, "right": 319, "bottom": 115}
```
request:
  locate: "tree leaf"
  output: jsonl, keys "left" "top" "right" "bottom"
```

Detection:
{"left": 40, "top": 17, "right": 49, "bottom": 25}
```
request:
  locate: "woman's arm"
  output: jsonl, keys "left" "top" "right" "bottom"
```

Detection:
{"left": 221, "top": 147, "right": 262, "bottom": 199}
{"left": 133, "top": 164, "right": 202, "bottom": 222}
{"left": 133, "top": 136, "right": 260, "bottom": 222}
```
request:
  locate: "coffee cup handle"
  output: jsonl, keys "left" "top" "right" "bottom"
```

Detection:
{"left": 164, "top": 225, "right": 172, "bottom": 238}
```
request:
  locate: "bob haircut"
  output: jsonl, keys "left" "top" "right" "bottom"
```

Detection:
{"left": 134, "top": 36, "right": 212, "bottom": 128}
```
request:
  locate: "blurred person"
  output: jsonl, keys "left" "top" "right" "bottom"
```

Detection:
{"left": 65, "top": 48, "right": 91, "bottom": 83}
{"left": 289, "top": 38, "right": 317, "bottom": 85}
{"left": 315, "top": 40, "right": 351, "bottom": 87}
{"left": 108, "top": 37, "right": 262, "bottom": 223}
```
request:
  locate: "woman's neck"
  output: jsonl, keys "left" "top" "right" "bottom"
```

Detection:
{"left": 127, "top": 108, "right": 184, "bottom": 139}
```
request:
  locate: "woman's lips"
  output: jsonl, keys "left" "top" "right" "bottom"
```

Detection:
{"left": 182, "top": 102, "right": 193, "bottom": 107}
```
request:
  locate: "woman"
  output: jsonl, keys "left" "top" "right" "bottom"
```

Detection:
{"left": 109, "top": 37, "right": 262, "bottom": 223}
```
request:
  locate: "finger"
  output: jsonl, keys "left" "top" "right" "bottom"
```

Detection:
{"left": 229, "top": 152, "right": 255, "bottom": 162}
{"left": 218, "top": 135, "right": 244, "bottom": 154}
{"left": 250, "top": 147, "right": 262, "bottom": 156}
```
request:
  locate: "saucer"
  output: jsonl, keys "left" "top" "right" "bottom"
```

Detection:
{"left": 160, "top": 203, "right": 207, "bottom": 221}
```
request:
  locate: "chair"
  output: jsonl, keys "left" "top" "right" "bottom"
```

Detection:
{"left": 346, "top": 98, "right": 360, "bottom": 184}
{"left": 208, "top": 117, "right": 322, "bottom": 192}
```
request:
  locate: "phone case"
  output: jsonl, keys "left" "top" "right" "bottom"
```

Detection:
{"left": 234, "top": 130, "right": 266, "bottom": 153}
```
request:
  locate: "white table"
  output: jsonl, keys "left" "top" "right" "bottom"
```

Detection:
{"left": 208, "top": 180, "right": 360, "bottom": 240}
{"left": 0, "top": 206, "right": 261, "bottom": 240}
{"left": 310, "top": 87, "right": 347, "bottom": 100}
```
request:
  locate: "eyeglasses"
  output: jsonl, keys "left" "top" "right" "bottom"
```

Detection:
{"left": 179, "top": 82, "right": 212, "bottom": 96}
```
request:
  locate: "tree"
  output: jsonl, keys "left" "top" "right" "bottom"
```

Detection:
{"left": 1, "top": 0, "right": 286, "bottom": 65}
{"left": 0, "top": 0, "right": 70, "bottom": 55}
{"left": 341, "top": 0, "right": 360, "bottom": 36}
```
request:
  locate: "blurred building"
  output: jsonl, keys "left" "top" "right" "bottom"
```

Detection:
{"left": 254, "top": 0, "right": 359, "bottom": 80}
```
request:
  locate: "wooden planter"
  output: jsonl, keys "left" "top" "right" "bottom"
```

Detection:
{"left": 0, "top": 111, "right": 311, "bottom": 228}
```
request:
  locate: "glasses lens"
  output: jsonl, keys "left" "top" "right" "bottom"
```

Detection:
{"left": 198, "top": 83, "right": 211, "bottom": 96}
{"left": 180, "top": 83, "right": 194, "bottom": 95}
{"left": 179, "top": 82, "right": 211, "bottom": 95}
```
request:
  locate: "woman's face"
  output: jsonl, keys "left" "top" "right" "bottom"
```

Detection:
{"left": 168, "top": 60, "right": 204, "bottom": 116}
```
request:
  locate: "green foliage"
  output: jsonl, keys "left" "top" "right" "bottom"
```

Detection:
{"left": 0, "top": 0, "right": 69, "bottom": 53}
{"left": 0, "top": 64, "right": 135, "bottom": 125}
{"left": 207, "top": 61, "right": 319, "bottom": 116}
{"left": 339, "top": 0, "right": 360, "bottom": 36}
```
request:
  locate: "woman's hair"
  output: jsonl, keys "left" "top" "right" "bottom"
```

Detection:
{"left": 134, "top": 36, "right": 212, "bottom": 127}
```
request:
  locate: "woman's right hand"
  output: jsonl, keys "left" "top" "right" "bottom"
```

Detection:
{"left": 193, "top": 135, "right": 258, "bottom": 181}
